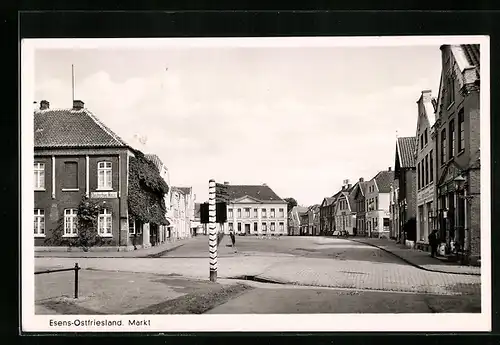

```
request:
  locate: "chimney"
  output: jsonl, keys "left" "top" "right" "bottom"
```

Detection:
{"left": 73, "top": 100, "right": 84, "bottom": 110}
{"left": 359, "top": 177, "right": 364, "bottom": 182}
{"left": 347, "top": 183, "right": 352, "bottom": 189}
{"left": 39, "top": 100, "right": 50, "bottom": 110}
{"left": 224, "top": 181, "right": 229, "bottom": 185}
{"left": 421, "top": 90, "right": 432, "bottom": 103}
{"left": 388, "top": 167, "right": 392, "bottom": 172}
{"left": 431, "top": 97, "right": 438, "bottom": 112}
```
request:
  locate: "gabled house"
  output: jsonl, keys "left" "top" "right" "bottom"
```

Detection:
{"left": 394, "top": 136, "right": 417, "bottom": 245}
{"left": 365, "top": 168, "right": 394, "bottom": 238}
{"left": 34, "top": 100, "right": 164, "bottom": 251}
{"left": 319, "top": 197, "right": 335, "bottom": 235}
{"left": 333, "top": 180, "right": 359, "bottom": 235}
{"left": 289, "top": 205, "right": 309, "bottom": 236}
{"left": 414, "top": 90, "right": 438, "bottom": 251}
{"left": 434, "top": 44, "right": 480, "bottom": 265}
{"left": 353, "top": 178, "right": 368, "bottom": 236}
{"left": 307, "top": 204, "right": 321, "bottom": 236}
{"left": 226, "top": 183, "right": 287, "bottom": 236}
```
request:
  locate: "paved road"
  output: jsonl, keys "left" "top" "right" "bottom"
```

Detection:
{"left": 35, "top": 236, "right": 481, "bottom": 296}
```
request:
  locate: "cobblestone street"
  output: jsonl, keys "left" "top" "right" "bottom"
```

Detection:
{"left": 35, "top": 236, "right": 481, "bottom": 304}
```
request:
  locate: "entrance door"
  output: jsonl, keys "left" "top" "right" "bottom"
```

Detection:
{"left": 245, "top": 224, "right": 250, "bottom": 235}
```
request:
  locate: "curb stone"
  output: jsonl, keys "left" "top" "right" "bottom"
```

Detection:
{"left": 350, "top": 239, "right": 480, "bottom": 276}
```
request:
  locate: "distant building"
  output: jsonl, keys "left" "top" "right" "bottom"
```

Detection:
{"left": 333, "top": 180, "right": 359, "bottom": 236}
{"left": 319, "top": 197, "right": 335, "bottom": 235}
{"left": 353, "top": 178, "right": 368, "bottom": 236}
{"left": 225, "top": 183, "right": 287, "bottom": 236}
{"left": 170, "top": 187, "right": 194, "bottom": 240}
{"left": 288, "top": 205, "right": 308, "bottom": 235}
{"left": 307, "top": 204, "right": 321, "bottom": 236}
{"left": 364, "top": 169, "right": 394, "bottom": 238}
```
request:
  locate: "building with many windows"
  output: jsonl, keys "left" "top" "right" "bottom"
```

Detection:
{"left": 333, "top": 180, "right": 360, "bottom": 236}
{"left": 34, "top": 100, "right": 143, "bottom": 250}
{"left": 434, "top": 44, "right": 480, "bottom": 264}
{"left": 414, "top": 90, "right": 438, "bottom": 251}
{"left": 225, "top": 183, "right": 287, "bottom": 236}
{"left": 170, "top": 187, "right": 195, "bottom": 240}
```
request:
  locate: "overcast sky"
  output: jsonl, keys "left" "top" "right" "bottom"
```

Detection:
{"left": 34, "top": 43, "right": 442, "bottom": 206}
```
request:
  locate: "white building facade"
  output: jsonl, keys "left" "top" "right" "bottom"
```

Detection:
{"left": 225, "top": 184, "right": 288, "bottom": 236}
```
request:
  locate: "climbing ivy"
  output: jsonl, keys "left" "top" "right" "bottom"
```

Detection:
{"left": 128, "top": 150, "right": 169, "bottom": 225}
{"left": 44, "top": 196, "right": 114, "bottom": 250}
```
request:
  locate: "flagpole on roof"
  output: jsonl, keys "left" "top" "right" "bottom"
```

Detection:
{"left": 72, "top": 64, "right": 75, "bottom": 103}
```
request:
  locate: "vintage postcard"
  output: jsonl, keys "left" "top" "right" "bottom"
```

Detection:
{"left": 21, "top": 36, "right": 490, "bottom": 332}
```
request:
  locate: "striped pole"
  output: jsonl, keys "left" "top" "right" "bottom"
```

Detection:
{"left": 208, "top": 179, "right": 217, "bottom": 282}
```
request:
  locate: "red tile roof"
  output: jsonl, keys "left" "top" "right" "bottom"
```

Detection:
{"left": 373, "top": 170, "right": 395, "bottom": 193}
{"left": 34, "top": 108, "right": 128, "bottom": 148}
{"left": 227, "top": 184, "right": 284, "bottom": 202}
{"left": 397, "top": 136, "right": 417, "bottom": 168}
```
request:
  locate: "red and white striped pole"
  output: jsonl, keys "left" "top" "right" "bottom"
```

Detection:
{"left": 208, "top": 179, "right": 218, "bottom": 282}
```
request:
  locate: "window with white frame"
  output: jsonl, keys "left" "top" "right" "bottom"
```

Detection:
{"left": 270, "top": 208, "right": 275, "bottom": 218}
{"left": 253, "top": 208, "right": 258, "bottom": 217}
{"left": 245, "top": 208, "right": 250, "bottom": 218}
{"left": 237, "top": 208, "right": 242, "bottom": 218}
{"left": 279, "top": 208, "right": 284, "bottom": 217}
{"left": 98, "top": 209, "right": 112, "bottom": 236}
{"left": 97, "top": 161, "right": 112, "bottom": 190}
{"left": 262, "top": 208, "right": 267, "bottom": 218}
{"left": 129, "top": 218, "right": 136, "bottom": 234}
{"left": 270, "top": 222, "right": 276, "bottom": 231}
{"left": 34, "top": 163, "right": 45, "bottom": 190}
{"left": 34, "top": 209, "right": 45, "bottom": 236}
{"left": 279, "top": 222, "right": 284, "bottom": 231}
{"left": 228, "top": 209, "right": 233, "bottom": 218}
{"left": 64, "top": 209, "right": 78, "bottom": 236}
{"left": 262, "top": 222, "right": 267, "bottom": 231}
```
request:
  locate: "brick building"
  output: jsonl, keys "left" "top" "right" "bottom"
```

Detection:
{"left": 34, "top": 100, "right": 169, "bottom": 251}
{"left": 394, "top": 136, "right": 417, "bottom": 245}
{"left": 34, "top": 100, "right": 133, "bottom": 250}
{"left": 288, "top": 205, "right": 308, "bottom": 236}
{"left": 415, "top": 90, "right": 438, "bottom": 251}
{"left": 333, "top": 180, "right": 360, "bottom": 236}
{"left": 307, "top": 204, "right": 320, "bottom": 236}
{"left": 434, "top": 44, "right": 480, "bottom": 264}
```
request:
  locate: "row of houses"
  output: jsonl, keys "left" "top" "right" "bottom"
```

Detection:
{"left": 290, "top": 44, "right": 480, "bottom": 266}
{"left": 33, "top": 100, "right": 196, "bottom": 251}
{"left": 393, "top": 44, "right": 481, "bottom": 265}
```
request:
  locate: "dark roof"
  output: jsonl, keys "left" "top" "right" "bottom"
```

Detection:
{"left": 172, "top": 186, "right": 192, "bottom": 195}
{"left": 293, "top": 206, "right": 309, "bottom": 215}
{"left": 227, "top": 184, "right": 284, "bottom": 202}
{"left": 34, "top": 108, "right": 128, "bottom": 148}
{"left": 322, "top": 197, "right": 335, "bottom": 207}
{"left": 397, "top": 136, "right": 417, "bottom": 168}
{"left": 373, "top": 170, "right": 395, "bottom": 193}
{"left": 145, "top": 154, "right": 164, "bottom": 169}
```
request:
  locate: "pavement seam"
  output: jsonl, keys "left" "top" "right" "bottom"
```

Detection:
{"left": 350, "top": 239, "right": 480, "bottom": 276}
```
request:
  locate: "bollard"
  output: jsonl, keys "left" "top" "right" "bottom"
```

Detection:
{"left": 74, "top": 263, "right": 80, "bottom": 299}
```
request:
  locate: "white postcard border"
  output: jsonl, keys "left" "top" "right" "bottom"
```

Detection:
{"left": 21, "top": 35, "right": 491, "bottom": 333}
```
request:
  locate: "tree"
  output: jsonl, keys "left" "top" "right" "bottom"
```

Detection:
{"left": 284, "top": 197, "right": 298, "bottom": 213}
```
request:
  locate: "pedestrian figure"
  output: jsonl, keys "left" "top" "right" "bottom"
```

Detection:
{"left": 229, "top": 230, "right": 236, "bottom": 252}
{"left": 428, "top": 229, "right": 439, "bottom": 258}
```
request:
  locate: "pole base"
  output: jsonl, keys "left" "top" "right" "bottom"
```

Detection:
{"left": 209, "top": 269, "right": 217, "bottom": 282}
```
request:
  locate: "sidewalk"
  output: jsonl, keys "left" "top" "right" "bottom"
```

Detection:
{"left": 34, "top": 237, "right": 192, "bottom": 258}
{"left": 350, "top": 237, "right": 481, "bottom": 276}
